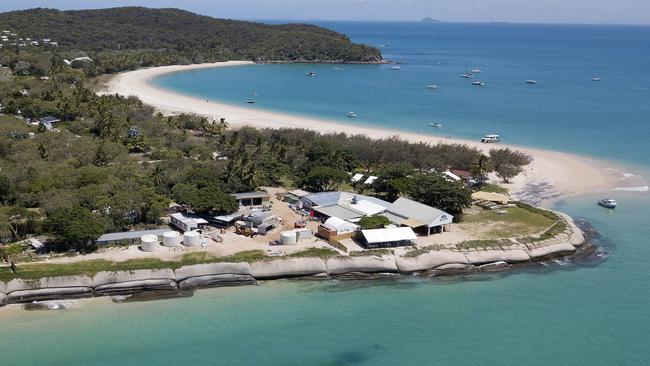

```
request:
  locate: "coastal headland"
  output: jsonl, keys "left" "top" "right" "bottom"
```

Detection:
{"left": 0, "top": 212, "right": 598, "bottom": 309}
{"left": 101, "top": 61, "right": 619, "bottom": 206}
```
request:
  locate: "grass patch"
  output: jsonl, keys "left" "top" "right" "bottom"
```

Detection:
{"left": 0, "top": 250, "right": 268, "bottom": 282}
{"left": 479, "top": 183, "right": 509, "bottom": 194}
{"left": 288, "top": 248, "right": 339, "bottom": 259}
{"left": 403, "top": 245, "right": 446, "bottom": 258}
{"left": 349, "top": 249, "right": 393, "bottom": 257}
{"left": 459, "top": 206, "right": 556, "bottom": 239}
{"left": 456, "top": 239, "right": 515, "bottom": 250}
{"left": 329, "top": 240, "right": 348, "bottom": 253}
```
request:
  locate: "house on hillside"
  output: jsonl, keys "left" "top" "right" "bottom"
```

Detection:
{"left": 382, "top": 197, "right": 453, "bottom": 236}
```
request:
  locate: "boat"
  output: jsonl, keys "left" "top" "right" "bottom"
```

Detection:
{"left": 245, "top": 99, "right": 256, "bottom": 104}
{"left": 481, "top": 134, "right": 500, "bottom": 143}
{"left": 389, "top": 65, "right": 401, "bottom": 70}
{"left": 306, "top": 71, "right": 317, "bottom": 77}
{"left": 472, "top": 81, "right": 485, "bottom": 86}
{"left": 426, "top": 84, "right": 438, "bottom": 89}
{"left": 526, "top": 80, "right": 537, "bottom": 84}
{"left": 460, "top": 73, "right": 474, "bottom": 79}
{"left": 598, "top": 198, "right": 617, "bottom": 209}
{"left": 346, "top": 112, "right": 357, "bottom": 118}
{"left": 592, "top": 76, "right": 601, "bottom": 81}
{"left": 430, "top": 122, "right": 442, "bottom": 128}
{"left": 471, "top": 67, "right": 482, "bottom": 73}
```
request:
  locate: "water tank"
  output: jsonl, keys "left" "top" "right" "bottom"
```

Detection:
{"left": 183, "top": 231, "right": 201, "bottom": 247}
{"left": 140, "top": 234, "right": 159, "bottom": 252}
{"left": 280, "top": 231, "right": 297, "bottom": 245}
{"left": 162, "top": 231, "right": 182, "bottom": 247}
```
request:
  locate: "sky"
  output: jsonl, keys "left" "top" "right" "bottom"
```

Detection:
{"left": 0, "top": 0, "right": 649, "bottom": 24}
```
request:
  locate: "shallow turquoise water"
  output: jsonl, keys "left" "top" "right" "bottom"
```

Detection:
{"left": 2, "top": 22, "right": 650, "bottom": 365}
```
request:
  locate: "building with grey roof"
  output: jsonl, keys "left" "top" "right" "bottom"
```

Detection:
{"left": 97, "top": 229, "right": 170, "bottom": 246}
{"left": 382, "top": 197, "right": 453, "bottom": 236}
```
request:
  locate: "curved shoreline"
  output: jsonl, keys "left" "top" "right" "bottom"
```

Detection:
{"left": 100, "top": 61, "right": 630, "bottom": 206}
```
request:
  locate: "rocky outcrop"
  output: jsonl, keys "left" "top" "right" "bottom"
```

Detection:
{"left": 251, "top": 258, "right": 327, "bottom": 279}
{"left": 557, "top": 213, "right": 585, "bottom": 246}
{"left": 6, "top": 276, "right": 93, "bottom": 304}
{"left": 396, "top": 251, "right": 468, "bottom": 273}
{"left": 527, "top": 243, "right": 576, "bottom": 260}
{"left": 174, "top": 263, "right": 252, "bottom": 281}
{"left": 175, "top": 263, "right": 256, "bottom": 290}
{"left": 463, "top": 249, "right": 530, "bottom": 264}
{"left": 178, "top": 274, "right": 256, "bottom": 290}
{"left": 93, "top": 269, "right": 177, "bottom": 296}
{"left": 0, "top": 280, "right": 5, "bottom": 307}
{"left": 326, "top": 256, "right": 398, "bottom": 275}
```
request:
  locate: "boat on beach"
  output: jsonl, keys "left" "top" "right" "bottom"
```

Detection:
{"left": 598, "top": 198, "right": 617, "bottom": 209}
{"left": 481, "top": 134, "right": 500, "bottom": 143}
{"left": 346, "top": 112, "right": 357, "bottom": 118}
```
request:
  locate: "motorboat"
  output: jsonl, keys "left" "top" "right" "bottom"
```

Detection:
{"left": 471, "top": 67, "right": 482, "bottom": 73}
{"left": 346, "top": 112, "right": 357, "bottom": 118}
{"left": 481, "top": 134, "right": 500, "bottom": 143}
{"left": 472, "top": 81, "right": 485, "bottom": 86}
{"left": 460, "top": 73, "right": 474, "bottom": 79}
{"left": 306, "top": 71, "right": 317, "bottom": 77}
{"left": 526, "top": 80, "right": 537, "bottom": 84}
{"left": 598, "top": 198, "right": 617, "bottom": 209}
{"left": 430, "top": 122, "right": 442, "bottom": 128}
{"left": 245, "top": 99, "right": 256, "bottom": 104}
{"left": 592, "top": 76, "right": 601, "bottom": 81}
{"left": 389, "top": 65, "right": 401, "bottom": 70}
{"left": 427, "top": 84, "right": 438, "bottom": 89}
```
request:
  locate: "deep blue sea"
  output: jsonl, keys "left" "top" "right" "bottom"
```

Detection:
{"left": 2, "top": 22, "right": 650, "bottom": 366}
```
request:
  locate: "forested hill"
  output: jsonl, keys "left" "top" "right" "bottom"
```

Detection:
{"left": 0, "top": 7, "right": 382, "bottom": 74}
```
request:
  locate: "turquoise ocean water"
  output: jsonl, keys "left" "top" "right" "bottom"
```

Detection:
{"left": 2, "top": 22, "right": 650, "bottom": 365}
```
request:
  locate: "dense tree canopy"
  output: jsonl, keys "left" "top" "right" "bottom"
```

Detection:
{"left": 44, "top": 206, "right": 104, "bottom": 252}
{"left": 0, "top": 7, "right": 382, "bottom": 77}
{"left": 489, "top": 148, "right": 533, "bottom": 183}
{"left": 405, "top": 174, "right": 472, "bottom": 220}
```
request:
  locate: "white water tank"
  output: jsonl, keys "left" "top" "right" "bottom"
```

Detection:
{"left": 162, "top": 231, "right": 182, "bottom": 247}
{"left": 280, "top": 231, "right": 297, "bottom": 245}
{"left": 183, "top": 231, "right": 201, "bottom": 247}
{"left": 140, "top": 234, "right": 159, "bottom": 252}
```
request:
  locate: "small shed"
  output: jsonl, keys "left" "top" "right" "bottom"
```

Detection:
{"left": 360, "top": 227, "right": 417, "bottom": 248}
{"left": 232, "top": 191, "right": 271, "bottom": 208}
{"left": 170, "top": 213, "right": 208, "bottom": 232}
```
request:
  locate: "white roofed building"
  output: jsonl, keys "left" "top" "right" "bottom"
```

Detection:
{"left": 360, "top": 227, "right": 417, "bottom": 248}
{"left": 382, "top": 197, "right": 453, "bottom": 236}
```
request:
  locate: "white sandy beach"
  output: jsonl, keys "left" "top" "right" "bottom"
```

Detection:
{"left": 102, "top": 61, "right": 621, "bottom": 205}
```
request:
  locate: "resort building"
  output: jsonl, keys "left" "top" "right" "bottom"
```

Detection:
{"left": 283, "top": 189, "right": 311, "bottom": 206}
{"left": 360, "top": 227, "right": 417, "bottom": 248}
{"left": 170, "top": 212, "right": 209, "bottom": 232}
{"left": 318, "top": 216, "right": 359, "bottom": 240}
{"left": 232, "top": 191, "right": 271, "bottom": 208}
{"left": 96, "top": 229, "right": 170, "bottom": 246}
{"left": 382, "top": 197, "right": 453, "bottom": 236}
{"left": 301, "top": 191, "right": 390, "bottom": 211}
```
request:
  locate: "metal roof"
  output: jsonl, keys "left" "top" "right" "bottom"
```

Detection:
{"left": 97, "top": 229, "right": 169, "bottom": 242}
{"left": 387, "top": 197, "right": 451, "bottom": 227}
{"left": 312, "top": 204, "right": 364, "bottom": 220}
{"left": 232, "top": 191, "right": 271, "bottom": 200}
{"left": 304, "top": 191, "right": 390, "bottom": 208}
{"left": 287, "top": 189, "right": 311, "bottom": 197}
{"left": 362, "top": 227, "right": 417, "bottom": 244}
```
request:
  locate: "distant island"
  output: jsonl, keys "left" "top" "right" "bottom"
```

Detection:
{"left": 420, "top": 17, "right": 442, "bottom": 23}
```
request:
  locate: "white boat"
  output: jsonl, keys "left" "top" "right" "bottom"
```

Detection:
{"left": 426, "top": 84, "right": 438, "bottom": 89}
{"left": 598, "top": 198, "right": 617, "bottom": 209}
{"left": 430, "top": 122, "right": 442, "bottom": 128}
{"left": 389, "top": 65, "right": 401, "bottom": 70}
{"left": 460, "top": 73, "right": 474, "bottom": 79}
{"left": 481, "top": 134, "right": 500, "bottom": 143}
{"left": 526, "top": 80, "right": 537, "bottom": 84}
{"left": 472, "top": 81, "right": 485, "bottom": 86}
{"left": 306, "top": 71, "right": 317, "bottom": 77}
{"left": 346, "top": 112, "right": 357, "bottom": 118}
{"left": 471, "top": 67, "right": 482, "bottom": 73}
{"left": 592, "top": 76, "right": 601, "bottom": 81}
